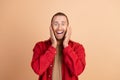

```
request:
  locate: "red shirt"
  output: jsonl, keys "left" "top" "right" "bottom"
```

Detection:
{"left": 31, "top": 39, "right": 86, "bottom": 80}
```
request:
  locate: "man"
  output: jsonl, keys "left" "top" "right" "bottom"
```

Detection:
{"left": 31, "top": 12, "right": 86, "bottom": 80}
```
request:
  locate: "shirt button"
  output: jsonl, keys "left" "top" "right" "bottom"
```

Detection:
{"left": 48, "top": 74, "right": 51, "bottom": 78}
{"left": 55, "top": 51, "right": 56, "bottom": 53}
{"left": 50, "top": 64, "right": 53, "bottom": 67}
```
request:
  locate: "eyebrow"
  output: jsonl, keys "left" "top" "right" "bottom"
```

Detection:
{"left": 54, "top": 21, "right": 66, "bottom": 23}
{"left": 53, "top": 21, "right": 58, "bottom": 24}
{"left": 61, "top": 21, "right": 66, "bottom": 23}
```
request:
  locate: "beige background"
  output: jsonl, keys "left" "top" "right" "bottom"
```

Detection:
{"left": 0, "top": 0, "right": 120, "bottom": 80}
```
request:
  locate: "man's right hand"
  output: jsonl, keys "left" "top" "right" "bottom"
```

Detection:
{"left": 50, "top": 26, "right": 57, "bottom": 48}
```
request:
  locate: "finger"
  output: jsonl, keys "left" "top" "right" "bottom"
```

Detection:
{"left": 66, "top": 26, "right": 71, "bottom": 36}
{"left": 69, "top": 26, "right": 72, "bottom": 35}
{"left": 49, "top": 26, "right": 53, "bottom": 37}
{"left": 66, "top": 26, "right": 71, "bottom": 39}
{"left": 50, "top": 26, "right": 56, "bottom": 40}
{"left": 50, "top": 26, "right": 54, "bottom": 35}
{"left": 65, "top": 26, "right": 69, "bottom": 37}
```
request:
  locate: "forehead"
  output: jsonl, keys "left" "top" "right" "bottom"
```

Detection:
{"left": 53, "top": 15, "right": 67, "bottom": 22}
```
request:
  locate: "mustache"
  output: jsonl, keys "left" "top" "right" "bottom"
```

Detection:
{"left": 55, "top": 31, "right": 67, "bottom": 41}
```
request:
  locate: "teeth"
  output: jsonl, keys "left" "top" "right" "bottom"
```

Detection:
{"left": 57, "top": 31, "right": 63, "bottom": 34}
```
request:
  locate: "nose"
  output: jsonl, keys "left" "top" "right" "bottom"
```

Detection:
{"left": 57, "top": 24, "right": 62, "bottom": 30}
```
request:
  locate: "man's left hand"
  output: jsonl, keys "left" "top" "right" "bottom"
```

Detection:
{"left": 63, "top": 26, "right": 72, "bottom": 48}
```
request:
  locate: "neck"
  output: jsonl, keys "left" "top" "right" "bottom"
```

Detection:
{"left": 57, "top": 40, "right": 63, "bottom": 46}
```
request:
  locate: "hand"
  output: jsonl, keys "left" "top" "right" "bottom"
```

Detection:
{"left": 63, "top": 26, "right": 72, "bottom": 48}
{"left": 50, "top": 26, "right": 57, "bottom": 48}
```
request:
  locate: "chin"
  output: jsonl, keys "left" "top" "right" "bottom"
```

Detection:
{"left": 56, "top": 35, "right": 65, "bottom": 41}
{"left": 55, "top": 33, "right": 65, "bottom": 41}
{"left": 56, "top": 37, "right": 63, "bottom": 40}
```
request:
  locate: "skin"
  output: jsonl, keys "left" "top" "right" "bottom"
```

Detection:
{"left": 50, "top": 15, "right": 72, "bottom": 48}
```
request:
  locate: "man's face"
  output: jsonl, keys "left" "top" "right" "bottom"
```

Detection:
{"left": 51, "top": 15, "right": 68, "bottom": 40}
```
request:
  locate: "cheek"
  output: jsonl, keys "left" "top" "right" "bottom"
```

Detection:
{"left": 52, "top": 26, "right": 57, "bottom": 31}
{"left": 63, "top": 26, "right": 67, "bottom": 31}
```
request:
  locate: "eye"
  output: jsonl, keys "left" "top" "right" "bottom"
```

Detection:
{"left": 61, "top": 21, "right": 66, "bottom": 26}
{"left": 53, "top": 22, "right": 58, "bottom": 26}
{"left": 61, "top": 23, "right": 65, "bottom": 26}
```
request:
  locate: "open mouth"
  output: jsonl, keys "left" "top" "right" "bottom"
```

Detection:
{"left": 56, "top": 31, "right": 64, "bottom": 34}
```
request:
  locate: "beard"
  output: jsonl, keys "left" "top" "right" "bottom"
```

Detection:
{"left": 55, "top": 31, "right": 66, "bottom": 41}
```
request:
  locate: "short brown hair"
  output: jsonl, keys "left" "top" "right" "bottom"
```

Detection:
{"left": 51, "top": 12, "right": 69, "bottom": 26}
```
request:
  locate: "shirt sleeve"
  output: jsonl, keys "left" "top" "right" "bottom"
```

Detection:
{"left": 31, "top": 42, "right": 56, "bottom": 75}
{"left": 63, "top": 43, "right": 86, "bottom": 76}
